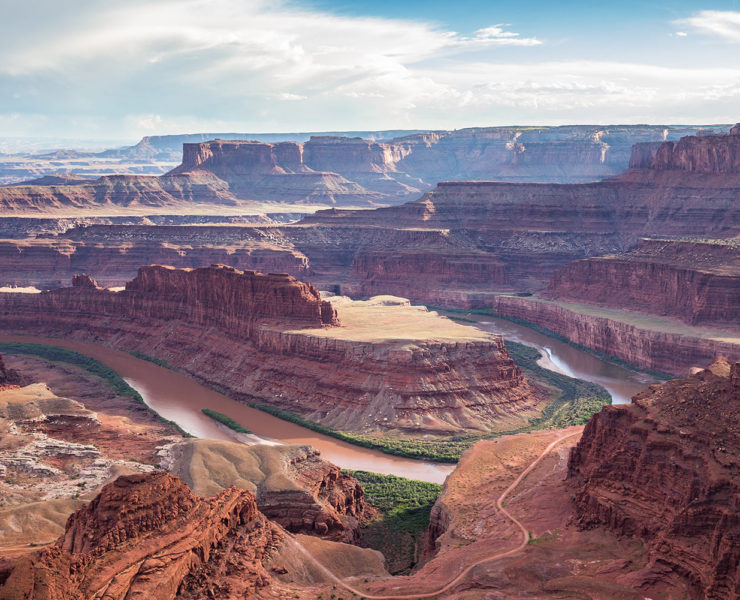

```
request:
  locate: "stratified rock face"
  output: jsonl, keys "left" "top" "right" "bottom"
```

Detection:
{"left": 629, "top": 127, "right": 740, "bottom": 173}
{"left": 545, "top": 239, "right": 740, "bottom": 326}
{"left": 568, "top": 363, "right": 740, "bottom": 600}
{"left": 0, "top": 173, "right": 242, "bottom": 214}
{"left": 0, "top": 227, "right": 310, "bottom": 289}
{"left": 344, "top": 248, "right": 508, "bottom": 303}
{"left": 169, "top": 139, "right": 389, "bottom": 206}
{"left": 267, "top": 446, "right": 366, "bottom": 541}
{"left": 0, "top": 472, "right": 279, "bottom": 600}
{"left": 0, "top": 263, "right": 337, "bottom": 338}
{"left": 0, "top": 266, "right": 535, "bottom": 434}
{"left": 491, "top": 295, "right": 740, "bottom": 376}
{"left": 295, "top": 128, "right": 740, "bottom": 303}
{"left": 1, "top": 124, "right": 715, "bottom": 212}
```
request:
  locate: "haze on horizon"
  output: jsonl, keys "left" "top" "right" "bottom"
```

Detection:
{"left": 1, "top": 0, "right": 740, "bottom": 144}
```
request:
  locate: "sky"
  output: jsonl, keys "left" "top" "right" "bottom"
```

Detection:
{"left": 1, "top": 0, "right": 739, "bottom": 142}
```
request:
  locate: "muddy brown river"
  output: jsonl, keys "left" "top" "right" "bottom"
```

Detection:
{"left": 0, "top": 335, "right": 455, "bottom": 483}
{"left": 1, "top": 318, "right": 656, "bottom": 483}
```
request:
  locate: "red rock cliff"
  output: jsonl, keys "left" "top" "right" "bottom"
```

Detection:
{"left": 0, "top": 472, "right": 280, "bottom": 599}
{"left": 545, "top": 239, "right": 740, "bottom": 327}
{"left": 0, "top": 264, "right": 337, "bottom": 338}
{"left": 629, "top": 125, "right": 740, "bottom": 173}
{"left": 123, "top": 264, "right": 338, "bottom": 331}
{"left": 491, "top": 295, "right": 740, "bottom": 376}
{"left": 568, "top": 362, "right": 740, "bottom": 599}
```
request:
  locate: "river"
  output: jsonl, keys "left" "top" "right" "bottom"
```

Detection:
{"left": 1, "top": 319, "right": 657, "bottom": 484}
{"left": 467, "top": 314, "right": 659, "bottom": 404}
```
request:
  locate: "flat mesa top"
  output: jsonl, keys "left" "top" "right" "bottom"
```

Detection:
{"left": 281, "top": 295, "right": 495, "bottom": 344}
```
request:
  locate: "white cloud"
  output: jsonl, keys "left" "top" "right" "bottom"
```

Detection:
{"left": 136, "top": 114, "right": 164, "bottom": 130}
{"left": 277, "top": 93, "right": 307, "bottom": 101}
{"left": 0, "top": 1, "right": 738, "bottom": 139}
{"left": 674, "top": 10, "right": 740, "bottom": 43}
{"left": 675, "top": 31, "right": 688, "bottom": 37}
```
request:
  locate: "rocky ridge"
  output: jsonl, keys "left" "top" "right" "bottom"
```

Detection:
{"left": 0, "top": 472, "right": 283, "bottom": 599}
{"left": 568, "top": 360, "right": 740, "bottom": 599}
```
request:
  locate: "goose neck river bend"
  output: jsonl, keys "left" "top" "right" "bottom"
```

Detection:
{"left": 1, "top": 320, "right": 655, "bottom": 484}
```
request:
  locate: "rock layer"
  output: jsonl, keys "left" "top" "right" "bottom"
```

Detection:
{"left": 292, "top": 128, "right": 740, "bottom": 302}
{"left": 629, "top": 123, "right": 740, "bottom": 173}
{"left": 0, "top": 124, "right": 718, "bottom": 211}
{"left": 545, "top": 239, "right": 740, "bottom": 326}
{"left": 491, "top": 295, "right": 740, "bottom": 376}
{"left": 568, "top": 361, "right": 740, "bottom": 600}
{"left": 162, "top": 439, "right": 366, "bottom": 543}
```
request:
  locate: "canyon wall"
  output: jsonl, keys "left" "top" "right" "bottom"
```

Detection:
{"left": 0, "top": 265, "right": 538, "bottom": 434}
{"left": 568, "top": 362, "right": 740, "bottom": 600}
{"left": 3, "top": 128, "right": 739, "bottom": 311}
{"left": 491, "top": 295, "right": 740, "bottom": 376}
{"left": 0, "top": 236, "right": 309, "bottom": 288}
{"left": 545, "top": 239, "right": 740, "bottom": 327}
{"left": 0, "top": 173, "right": 246, "bottom": 214}
{"left": 629, "top": 125, "right": 740, "bottom": 173}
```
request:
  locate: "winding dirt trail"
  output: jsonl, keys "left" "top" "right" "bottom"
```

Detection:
{"left": 290, "top": 430, "right": 582, "bottom": 600}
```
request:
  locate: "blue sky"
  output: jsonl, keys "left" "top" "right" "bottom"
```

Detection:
{"left": 1, "top": 0, "right": 739, "bottom": 142}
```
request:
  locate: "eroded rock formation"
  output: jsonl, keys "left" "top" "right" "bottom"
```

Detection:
{"left": 162, "top": 440, "right": 366, "bottom": 543}
{"left": 0, "top": 472, "right": 282, "bottom": 599}
{"left": 293, "top": 128, "right": 740, "bottom": 303}
{"left": 0, "top": 225, "right": 310, "bottom": 288}
{"left": 0, "top": 265, "right": 537, "bottom": 434}
{"left": 568, "top": 361, "right": 740, "bottom": 599}
{"left": 629, "top": 123, "right": 740, "bottom": 173}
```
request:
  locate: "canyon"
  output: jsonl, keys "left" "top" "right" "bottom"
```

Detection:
{"left": 0, "top": 265, "right": 541, "bottom": 435}
{"left": 299, "top": 126, "right": 740, "bottom": 302}
{"left": 0, "top": 129, "right": 738, "bottom": 378}
{"left": 0, "top": 120, "right": 738, "bottom": 600}
{"left": 490, "top": 294, "right": 740, "bottom": 377}
{"left": 1, "top": 361, "right": 736, "bottom": 599}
